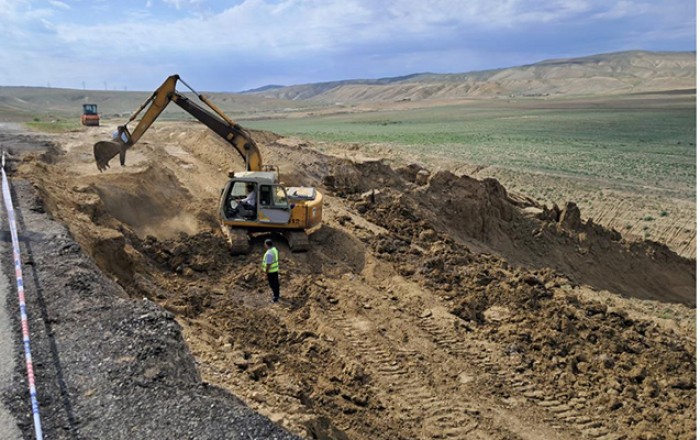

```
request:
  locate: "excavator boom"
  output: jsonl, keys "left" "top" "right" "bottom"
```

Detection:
{"left": 93, "top": 74, "right": 262, "bottom": 172}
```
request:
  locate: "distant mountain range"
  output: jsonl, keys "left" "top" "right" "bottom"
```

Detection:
{"left": 241, "top": 50, "right": 696, "bottom": 102}
{"left": 0, "top": 50, "right": 695, "bottom": 120}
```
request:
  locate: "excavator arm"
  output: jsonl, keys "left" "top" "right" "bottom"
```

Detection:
{"left": 93, "top": 74, "right": 262, "bottom": 172}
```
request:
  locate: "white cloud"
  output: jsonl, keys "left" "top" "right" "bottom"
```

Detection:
{"left": 0, "top": 0, "right": 29, "bottom": 21}
{"left": 162, "top": 0, "right": 202, "bottom": 10}
{"left": 48, "top": 0, "right": 70, "bottom": 10}
{"left": 20, "top": 0, "right": 692, "bottom": 58}
{"left": 0, "top": 0, "right": 694, "bottom": 89}
{"left": 593, "top": 1, "right": 647, "bottom": 19}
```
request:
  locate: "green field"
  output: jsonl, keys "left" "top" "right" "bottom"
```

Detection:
{"left": 243, "top": 99, "right": 696, "bottom": 198}
{"left": 24, "top": 117, "right": 83, "bottom": 133}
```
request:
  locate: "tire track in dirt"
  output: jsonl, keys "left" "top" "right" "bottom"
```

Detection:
{"left": 325, "top": 304, "right": 482, "bottom": 439}
{"left": 414, "top": 305, "right": 622, "bottom": 440}
{"left": 315, "top": 270, "right": 579, "bottom": 440}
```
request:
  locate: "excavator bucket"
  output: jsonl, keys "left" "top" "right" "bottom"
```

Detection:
{"left": 93, "top": 140, "right": 127, "bottom": 172}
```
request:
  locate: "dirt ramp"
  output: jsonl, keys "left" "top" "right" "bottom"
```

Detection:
{"left": 92, "top": 166, "right": 201, "bottom": 239}
{"left": 527, "top": 203, "right": 696, "bottom": 305}
{"left": 329, "top": 178, "right": 695, "bottom": 438}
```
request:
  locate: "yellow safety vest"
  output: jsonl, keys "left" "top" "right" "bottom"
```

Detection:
{"left": 262, "top": 247, "right": 279, "bottom": 273}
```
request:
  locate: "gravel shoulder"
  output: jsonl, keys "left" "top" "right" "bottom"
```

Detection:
{"left": 1, "top": 172, "right": 300, "bottom": 439}
{"left": 0, "top": 224, "right": 21, "bottom": 440}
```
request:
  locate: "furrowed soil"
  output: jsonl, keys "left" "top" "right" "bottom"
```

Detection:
{"left": 17, "top": 122, "right": 696, "bottom": 439}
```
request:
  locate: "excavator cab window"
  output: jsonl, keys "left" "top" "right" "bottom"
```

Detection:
{"left": 260, "top": 185, "right": 289, "bottom": 209}
{"left": 272, "top": 186, "right": 288, "bottom": 208}
{"left": 226, "top": 181, "right": 257, "bottom": 220}
{"left": 260, "top": 185, "right": 272, "bottom": 206}
{"left": 259, "top": 185, "right": 288, "bottom": 209}
{"left": 229, "top": 181, "right": 249, "bottom": 198}
{"left": 258, "top": 185, "right": 291, "bottom": 224}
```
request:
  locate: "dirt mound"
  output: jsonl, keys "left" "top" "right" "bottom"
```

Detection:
{"left": 17, "top": 123, "right": 696, "bottom": 439}
{"left": 90, "top": 166, "right": 202, "bottom": 239}
{"left": 325, "top": 160, "right": 695, "bottom": 306}
{"left": 319, "top": 161, "right": 695, "bottom": 438}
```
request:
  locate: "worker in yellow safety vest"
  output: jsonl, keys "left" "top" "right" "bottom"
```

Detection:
{"left": 262, "top": 239, "right": 280, "bottom": 302}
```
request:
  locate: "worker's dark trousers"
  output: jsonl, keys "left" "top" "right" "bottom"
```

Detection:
{"left": 267, "top": 272, "right": 280, "bottom": 302}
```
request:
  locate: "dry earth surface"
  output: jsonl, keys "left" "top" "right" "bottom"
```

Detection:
{"left": 0, "top": 126, "right": 301, "bottom": 440}
{"left": 10, "top": 121, "right": 697, "bottom": 440}
{"left": 248, "top": 51, "right": 695, "bottom": 103}
{"left": 302, "top": 130, "right": 696, "bottom": 261}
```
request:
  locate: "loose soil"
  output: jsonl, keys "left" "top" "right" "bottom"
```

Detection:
{"left": 301, "top": 138, "right": 696, "bottom": 260}
{"left": 15, "top": 122, "right": 696, "bottom": 439}
{"left": 0, "top": 135, "right": 302, "bottom": 439}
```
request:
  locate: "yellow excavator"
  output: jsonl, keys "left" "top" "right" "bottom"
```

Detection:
{"left": 93, "top": 74, "right": 323, "bottom": 254}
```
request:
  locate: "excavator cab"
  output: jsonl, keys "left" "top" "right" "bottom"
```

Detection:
{"left": 219, "top": 172, "right": 311, "bottom": 254}
{"left": 223, "top": 180, "right": 293, "bottom": 225}
{"left": 222, "top": 172, "right": 291, "bottom": 224}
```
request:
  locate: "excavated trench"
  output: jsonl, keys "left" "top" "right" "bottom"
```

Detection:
{"left": 18, "top": 126, "right": 696, "bottom": 439}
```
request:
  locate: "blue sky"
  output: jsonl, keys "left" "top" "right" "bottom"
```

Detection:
{"left": 0, "top": 0, "right": 695, "bottom": 91}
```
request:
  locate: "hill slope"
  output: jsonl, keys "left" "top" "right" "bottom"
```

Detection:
{"left": 247, "top": 51, "right": 696, "bottom": 102}
{"left": 0, "top": 51, "right": 694, "bottom": 120}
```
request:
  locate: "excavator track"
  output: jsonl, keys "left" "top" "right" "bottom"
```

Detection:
{"left": 283, "top": 230, "right": 310, "bottom": 252}
{"left": 224, "top": 227, "right": 251, "bottom": 255}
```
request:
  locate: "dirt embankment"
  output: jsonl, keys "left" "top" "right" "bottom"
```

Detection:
{"left": 17, "top": 124, "right": 696, "bottom": 439}
{"left": 326, "top": 159, "right": 695, "bottom": 306}
{"left": 1, "top": 177, "right": 301, "bottom": 439}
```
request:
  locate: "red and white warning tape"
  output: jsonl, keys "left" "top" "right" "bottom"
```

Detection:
{"left": 1, "top": 153, "right": 43, "bottom": 440}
